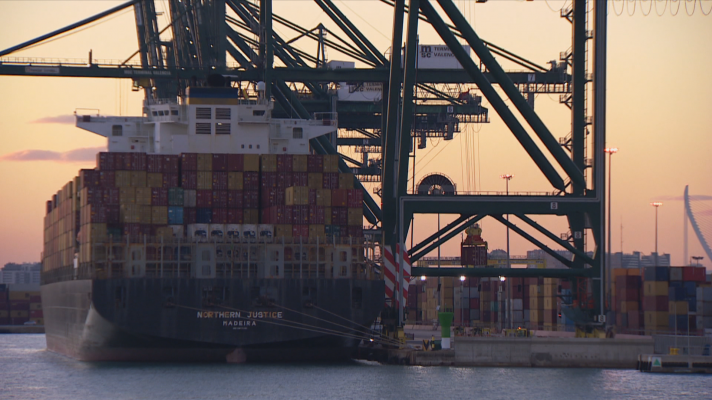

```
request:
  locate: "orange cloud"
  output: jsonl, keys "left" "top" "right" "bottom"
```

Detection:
{"left": 30, "top": 115, "right": 76, "bottom": 124}
{"left": 0, "top": 147, "right": 104, "bottom": 163}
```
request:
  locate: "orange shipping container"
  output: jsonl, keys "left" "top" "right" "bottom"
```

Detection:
{"left": 197, "top": 153, "right": 213, "bottom": 171}
{"left": 308, "top": 173, "right": 323, "bottom": 189}
{"left": 243, "top": 154, "right": 260, "bottom": 172}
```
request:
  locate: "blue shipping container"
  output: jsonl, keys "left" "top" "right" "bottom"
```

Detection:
{"left": 644, "top": 266, "right": 669, "bottom": 282}
{"left": 683, "top": 281, "right": 696, "bottom": 297}
{"left": 688, "top": 299, "right": 697, "bottom": 312}
{"left": 668, "top": 314, "right": 688, "bottom": 329}
{"left": 168, "top": 206, "right": 184, "bottom": 225}
{"left": 196, "top": 208, "right": 212, "bottom": 224}
{"left": 668, "top": 287, "right": 685, "bottom": 301}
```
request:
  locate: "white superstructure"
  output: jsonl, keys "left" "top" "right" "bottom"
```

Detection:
{"left": 76, "top": 86, "right": 337, "bottom": 155}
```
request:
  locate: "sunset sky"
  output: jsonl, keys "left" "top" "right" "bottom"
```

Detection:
{"left": 0, "top": 1, "right": 710, "bottom": 269}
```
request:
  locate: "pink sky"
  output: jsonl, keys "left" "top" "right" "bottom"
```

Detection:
{"left": 0, "top": 1, "right": 710, "bottom": 269}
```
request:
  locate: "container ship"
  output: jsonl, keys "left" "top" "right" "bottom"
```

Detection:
{"left": 40, "top": 84, "right": 385, "bottom": 362}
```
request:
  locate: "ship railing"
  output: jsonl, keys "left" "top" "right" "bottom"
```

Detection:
{"left": 67, "top": 234, "right": 381, "bottom": 281}
{"left": 311, "top": 112, "right": 338, "bottom": 126}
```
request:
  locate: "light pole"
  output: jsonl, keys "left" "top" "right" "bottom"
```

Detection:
{"left": 651, "top": 202, "right": 663, "bottom": 265}
{"left": 692, "top": 256, "right": 704, "bottom": 267}
{"left": 604, "top": 148, "right": 617, "bottom": 310}
{"left": 460, "top": 275, "right": 465, "bottom": 327}
{"left": 501, "top": 174, "right": 514, "bottom": 330}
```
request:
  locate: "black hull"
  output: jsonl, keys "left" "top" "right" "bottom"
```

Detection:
{"left": 41, "top": 278, "right": 384, "bottom": 362}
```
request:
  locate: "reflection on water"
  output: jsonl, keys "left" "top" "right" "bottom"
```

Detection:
{"left": 1, "top": 334, "right": 711, "bottom": 400}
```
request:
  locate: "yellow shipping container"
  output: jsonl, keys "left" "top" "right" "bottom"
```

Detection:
{"left": 152, "top": 206, "right": 168, "bottom": 225}
{"left": 308, "top": 173, "right": 323, "bottom": 189}
{"left": 140, "top": 205, "right": 152, "bottom": 223}
{"left": 147, "top": 173, "right": 163, "bottom": 188}
{"left": 530, "top": 296, "right": 543, "bottom": 310}
{"left": 130, "top": 171, "right": 147, "bottom": 187}
{"left": 286, "top": 186, "right": 310, "bottom": 205}
{"left": 543, "top": 278, "right": 557, "bottom": 286}
{"left": 620, "top": 301, "right": 639, "bottom": 313}
{"left": 261, "top": 155, "right": 277, "bottom": 172}
{"left": 9, "top": 291, "right": 30, "bottom": 301}
{"left": 293, "top": 155, "right": 308, "bottom": 172}
{"left": 119, "top": 187, "right": 136, "bottom": 204}
{"left": 530, "top": 310, "right": 541, "bottom": 323}
{"left": 197, "top": 172, "right": 213, "bottom": 190}
{"left": 309, "top": 224, "right": 325, "bottom": 238}
{"left": 323, "top": 155, "right": 339, "bottom": 172}
{"left": 155, "top": 227, "right": 174, "bottom": 238}
{"left": 115, "top": 171, "right": 132, "bottom": 187}
{"left": 11, "top": 310, "right": 29, "bottom": 318}
{"left": 315, "top": 189, "right": 331, "bottom": 207}
{"left": 347, "top": 208, "right": 363, "bottom": 226}
{"left": 644, "top": 281, "right": 668, "bottom": 297}
{"left": 227, "top": 172, "right": 243, "bottom": 190}
{"left": 324, "top": 207, "right": 332, "bottom": 225}
{"left": 84, "top": 223, "right": 107, "bottom": 244}
{"left": 543, "top": 284, "right": 557, "bottom": 297}
{"left": 135, "top": 187, "right": 152, "bottom": 205}
{"left": 645, "top": 311, "right": 669, "bottom": 327}
{"left": 668, "top": 301, "right": 688, "bottom": 315}
{"left": 543, "top": 297, "right": 556, "bottom": 310}
{"left": 338, "top": 173, "right": 354, "bottom": 189}
{"left": 121, "top": 204, "right": 141, "bottom": 223}
{"left": 275, "top": 225, "right": 292, "bottom": 238}
{"left": 197, "top": 153, "right": 213, "bottom": 171}
{"left": 243, "top": 209, "right": 259, "bottom": 224}
{"left": 243, "top": 154, "right": 260, "bottom": 172}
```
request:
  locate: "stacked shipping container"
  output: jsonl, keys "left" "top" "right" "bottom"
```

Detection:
{"left": 0, "top": 285, "right": 42, "bottom": 326}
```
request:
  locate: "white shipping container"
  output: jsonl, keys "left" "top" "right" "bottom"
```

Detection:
{"left": 226, "top": 224, "right": 241, "bottom": 240}
{"left": 258, "top": 224, "right": 274, "bottom": 242}
{"left": 511, "top": 298, "right": 523, "bottom": 311}
{"left": 184, "top": 190, "right": 197, "bottom": 207}
{"left": 401, "top": 44, "right": 471, "bottom": 69}
{"left": 209, "top": 224, "right": 225, "bottom": 240}
{"left": 168, "top": 225, "right": 184, "bottom": 238}
{"left": 187, "top": 224, "right": 209, "bottom": 241}
{"left": 242, "top": 224, "right": 257, "bottom": 240}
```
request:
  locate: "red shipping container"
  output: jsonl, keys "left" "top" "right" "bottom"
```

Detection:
{"left": 181, "top": 153, "right": 198, "bottom": 171}
{"left": 482, "top": 311, "right": 492, "bottom": 322}
{"left": 308, "top": 206, "right": 325, "bottom": 224}
{"left": 151, "top": 188, "right": 168, "bottom": 206}
{"left": 212, "top": 172, "right": 228, "bottom": 190}
{"left": 261, "top": 187, "right": 285, "bottom": 207}
{"left": 627, "top": 311, "right": 641, "bottom": 328}
{"left": 184, "top": 207, "right": 197, "bottom": 224}
{"left": 84, "top": 204, "right": 107, "bottom": 224}
{"left": 227, "top": 208, "right": 243, "bottom": 224}
{"left": 30, "top": 295, "right": 41, "bottom": 303}
{"left": 243, "top": 172, "right": 259, "bottom": 187}
{"left": 123, "top": 223, "right": 144, "bottom": 237}
{"left": 106, "top": 205, "right": 120, "bottom": 224}
{"left": 692, "top": 267, "right": 706, "bottom": 282}
{"left": 277, "top": 172, "right": 293, "bottom": 189}
{"left": 84, "top": 187, "right": 103, "bottom": 205}
{"left": 243, "top": 191, "right": 259, "bottom": 209}
{"left": 30, "top": 310, "right": 43, "bottom": 318}
{"left": 277, "top": 155, "right": 293, "bottom": 172}
{"left": 99, "top": 171, "right": 115, "bottom": 188}
{"left": 293, "top": 225, "right": 309, "bottom": 237}
{"left": 212, "top": 154, "right": 227, "bottom": 171}
{"left": 10, "top": 301, "right": 29, "bottom": 310}
{"left": 482, "top": 281, "right": 491, "bottom": 291}
{"left": 616, "top": 288, "right": 640, "bottom": 302}
{"left": 97, "top": 152, "right": 115, "bottom": 171}
{"left": 263, "top": 206, "right": 292, "bottom": 224}
{"left": 331, "top": 189, "right": 348, "bottom": 207}
{"left": 212, "top": 190, "right": 227, "bottom": 208}
{"left": 80, "top": 169, "right": 100, "bottom": 188}
{"left": 227, "top": 190, "right": 243, "bottom": 208}
{"left": 348, "top": 226, "right": 363, "bottom": 237}
{"left": 346, "top": 189, "right": 363, "bottom": 208}
{"left": 323, "top": 173, "right": 339, "bottom": 189}
{"left": 307, "top": 155, "right": 323, "bottom": 172}
{"left": 127, "top": 152, "right": 145, "bottom": 171}
{"left": 643, "top": 295, "right": 668, "bottom": 311}
{"left": 227, "top": 154, "right": 243, "bottom": 172}
{"left": 147, "top": 154, "right": 163, "bottom": 172}
{"left": 163, "top": 173, "right": 179, "bottom": 188}
{"left": 470, "top": 298, "right": 480, "bottom": 309}
{"left": 212, "top": 208, "right": 228, "bottom": 224}
{"left": 292, "top": 205, "right": 310, "bottom": 225}
{"left": 163, "top": 155, "right": 180, "bottom": 174}
{"left": 523, "top": 296, "right": 530, "bottom": 310}
{"left": 196, "top": 190, "right": 213, "bottom": 208}
{"left": 292, "top": 172, "right": 308, "bottom": 186}
{"left": 181, "top": 171, "right": 197, "bottom": 189}
{"left": 261, "top": 172, "right": 278, "bottom": 188}
{"left": 331, "top": 207, "right": 348, "bottom": 225}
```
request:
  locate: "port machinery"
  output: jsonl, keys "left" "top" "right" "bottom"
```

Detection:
{"left": 1, "top": 0, "right": 607, "bottom": 326}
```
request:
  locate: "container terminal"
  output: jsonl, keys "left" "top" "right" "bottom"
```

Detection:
{"left": 0, "top": 0, "right": 710, "bottom": 367}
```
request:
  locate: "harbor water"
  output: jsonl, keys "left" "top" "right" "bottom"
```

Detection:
{"left": 2, "top": 334, "right": 711, "bottom": 400}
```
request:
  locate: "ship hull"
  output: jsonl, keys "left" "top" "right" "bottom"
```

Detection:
{"left": 41, "top": 278, "right": 384, "bottom": 362}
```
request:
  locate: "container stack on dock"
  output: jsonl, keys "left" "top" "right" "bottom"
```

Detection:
{"left": 0, "top": 285, "right": 42, "bottom": 326}
{"left": 43, "top": 152, "right": 365, "bottom": 279}
{"left": 613, "top": 269, "right": 643, "bottom": 333}
{"left": 410, "top": 276, "right": 573, "bottom": 331}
